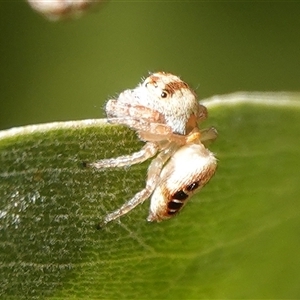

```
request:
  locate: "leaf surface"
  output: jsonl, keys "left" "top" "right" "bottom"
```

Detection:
{"left": 1, "top": 94, "right": 300, "bottom": 299}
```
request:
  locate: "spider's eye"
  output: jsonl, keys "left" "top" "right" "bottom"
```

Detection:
{"left": 161, "top": 90, "right": 168, "bottom": 98}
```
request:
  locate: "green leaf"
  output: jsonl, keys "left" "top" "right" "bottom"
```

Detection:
{"left": 1, "top": 93, "right": 300, "bottom": 299}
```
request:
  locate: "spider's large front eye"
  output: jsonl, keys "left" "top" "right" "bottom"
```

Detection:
{"left": 160, "top": 90, "right": 169, "bottom": 98}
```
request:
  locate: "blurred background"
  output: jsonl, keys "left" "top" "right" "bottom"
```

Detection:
{"left": 1, "top": 1, "right": 300, "bottom": 130}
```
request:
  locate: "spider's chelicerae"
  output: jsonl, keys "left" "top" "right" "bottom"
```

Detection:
{"left": 88, "top": 72, "right": 217, "bottom": 226}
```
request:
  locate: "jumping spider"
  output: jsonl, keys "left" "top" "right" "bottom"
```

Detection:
{"left": 87, "top": 72, "right": 217, "bottom": 226}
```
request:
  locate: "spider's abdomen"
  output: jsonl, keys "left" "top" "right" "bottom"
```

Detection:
{"left": 147, "top": 143, "right": 217, "bottom": 222}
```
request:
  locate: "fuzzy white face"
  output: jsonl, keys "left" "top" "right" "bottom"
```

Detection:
{"left": 107, "top": 72, "right": 206, "bottom": 135}
{"left": 148, "top": 142, "right": 217, "bottom": 222}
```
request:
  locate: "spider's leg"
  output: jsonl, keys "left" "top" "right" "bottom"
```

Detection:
{"left": 107, "top": 104, "right": 204, "bottom": 146}
{"left": 100, "top": 142, "right": 179, "bottom": 226}
{"left": 106, "top": 100, "right": 162, "bottom": 122}
{"left": 87, "top": 142, "right": 158, "bottom": 169}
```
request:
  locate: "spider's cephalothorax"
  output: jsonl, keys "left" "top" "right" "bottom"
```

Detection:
{"left": 88, "top": 72, "right": 217, "bottom": 226}
{"left": 105, "top": 72, "right": 208, "bottom": 140}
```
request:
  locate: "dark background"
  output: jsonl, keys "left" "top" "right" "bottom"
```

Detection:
{"left": 1, "top": 1, "right": 299, "bottom": 130}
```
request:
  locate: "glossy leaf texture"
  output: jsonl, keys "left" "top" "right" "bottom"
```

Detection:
{"left": 1, "top": 94, "right": 300, "bottom": 299}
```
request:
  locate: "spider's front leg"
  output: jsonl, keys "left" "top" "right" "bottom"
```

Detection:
{"left": 106, "top": 100, "right": 213, "bottom": 146}
{"left": 99, "top": 142, "right": 179, "bottom": 227}
{"left": 106, "top": 99, "right": 163, "bottom": 123}
{"left": 107, "top": 100, "right": 192, "bottom": 144}
{"left": 108, "top": 115, "right": 200, "bottom": 146}
{"left": 106, "top": 100, "right": 175, "bottom": 139}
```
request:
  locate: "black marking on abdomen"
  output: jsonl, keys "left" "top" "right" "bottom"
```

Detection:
{"left": 168, "top": 200, "right": 184, "bottom": 210}
{"left": 167, "top": 190, "right": 189, "bottom": 215}
{"left": 172, "top": 190, "right": 188, "bottom": 201}
{"left": 186, "top": 182, "right": 199, "bottom": 192}
{"left": 166, "top": 181, "right": 201, "bottom": 217}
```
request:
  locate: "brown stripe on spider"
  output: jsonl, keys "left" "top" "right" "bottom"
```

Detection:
{"left": 166, "top": 181, "right": 200, "bottom": 216}
{"left": 164, "top": 80, "right": 190, "bottom": 96}
{"left": 146, "top": 73, "right": 191, "bottom": 96}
